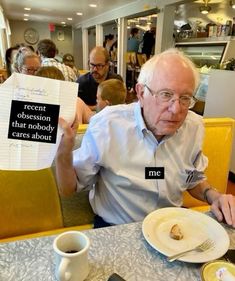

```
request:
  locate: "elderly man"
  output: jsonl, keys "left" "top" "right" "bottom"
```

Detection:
{"left": 56, "top": 48, "right": 235, "bottom": 228}
{"left": 77, "top": 46, "right": 123, "bottom": 110}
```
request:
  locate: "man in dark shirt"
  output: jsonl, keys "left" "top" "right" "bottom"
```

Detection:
{"left": 142, "top": 27, "right": 156, "bottom": 59}
{"left": 77, "top": 46, "right": 123, "bottom": 111}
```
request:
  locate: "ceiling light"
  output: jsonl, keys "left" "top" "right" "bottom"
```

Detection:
{"left": 128, "top": 19, "right": 139, "bottom": 23}
{"left": 24, "top": 14, "right": 29, "bottom": 17}
{"left": 24, "top": 18, "right": 29, "bottom": 21}
{"left": 76, "top": 12, "right": 83, "bottom": 16}
{"left": 67, "top": 18, "right": 73, "bottom": 21}
{"left": 24, "top": 7, "right": 31, "bottom": 11}
{"left": 199, "top": 5, "right": 211, "bottom": 14}
{"left": 61, "top": 21, "right": 66, "bottom": 24}
{"left": 230, "top": 1, "right": 235, "bottom": 9}
{"left": 89, "top": 4, "right": 97, "bottom": 8}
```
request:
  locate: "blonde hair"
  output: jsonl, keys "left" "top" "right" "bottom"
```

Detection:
{"left": 35, "top": 66, "right": 65, "bottom": 80}
{"left": 98, "top": 79, "right": 126, "bottom": 105}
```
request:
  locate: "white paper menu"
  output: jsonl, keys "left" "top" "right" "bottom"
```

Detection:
{"left": 0, "top": 73, "right": 78, "bottom": 170}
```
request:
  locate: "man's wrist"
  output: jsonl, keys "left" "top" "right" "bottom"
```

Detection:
{"left": 203, "top": 187, "right": 219, "bottom": 204}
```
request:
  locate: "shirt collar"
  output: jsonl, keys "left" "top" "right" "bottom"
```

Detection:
{"left": 134, "top": 102, "right": 147, "bottom": 134}
{"left": 42, "top": 57, "right": 56, "bottom": 63}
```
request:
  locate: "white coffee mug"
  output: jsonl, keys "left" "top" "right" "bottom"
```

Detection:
{"left": 53, "top": 231, "right": 90, "bottom": 281}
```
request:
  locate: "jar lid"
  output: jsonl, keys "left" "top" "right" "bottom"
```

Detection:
{"left": 201, "top": 260, "right": 235, "bottom": 281}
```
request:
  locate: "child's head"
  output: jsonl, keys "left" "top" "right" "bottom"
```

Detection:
{"left": 35, "top": 66, "right": 65, "bottom": 80}
{"left": 96, "top": 79, "right": 126, "bottom": 111}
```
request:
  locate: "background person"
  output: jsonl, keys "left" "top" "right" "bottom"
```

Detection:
{"left": 103, "top": 34, "right": 115, "bottom": 56}
{"left": 63, "top": 53, "right": 80, "bottom": 78}
{"left": 5, "top": 46, "right": 19, "bottom": 77}
{"left": 13, "top": 47, "right": 41, "bottom": 75}
{"left": 142, "top": 27, "right": 156, "bottom": 59}
{"left": 127, "top": 27, "right": 140, "bottom": 53}
{"left": 77, "top": 46, "right": 123, "bottom": 111}
{"left": 54, "top": 48, "right": 63, "bottom": 63}
{"left": 37, "top": 39, "right": 77, "bottom": 82}
{"left": 5, "top": 44, "right": 24, "bottom": 77}
{"left": 96, "top": 79, "right": 126, "bottom": 112}
{"left": 56, "top": 48, "right": 235, "bottom": 228}
{"left": 35, "top": 66, "right": 94, "bottom": 124}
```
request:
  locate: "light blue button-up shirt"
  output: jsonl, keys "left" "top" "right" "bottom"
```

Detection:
{"left": 73, "top": 102, "right": 208, "bottom": 225}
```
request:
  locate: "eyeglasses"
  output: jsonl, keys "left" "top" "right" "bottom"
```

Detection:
{"left": 22, "top": 66, "right": 39, "bottom": 73}
{"left": 144, "top": 84, "right": 197, "bottom": 109}
{"left": 89, "top": 62, "right": 107, "bottom": 70}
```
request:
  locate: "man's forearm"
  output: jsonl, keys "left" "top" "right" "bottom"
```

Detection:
{"left": 188, "top": 180, "right": 221, "bottom": 204}
{"left": 56, "top": 152, "right": 77, "bottom": 196}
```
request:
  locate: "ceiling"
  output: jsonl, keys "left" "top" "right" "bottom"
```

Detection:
{"left": 0, "top": 0, "right": 138, "bottom": 26}
{"left": 176, "top": 0, "right": 234, "bottom": 27}
{"left": 0, "top": 0, "right": 234, "bottom": 29}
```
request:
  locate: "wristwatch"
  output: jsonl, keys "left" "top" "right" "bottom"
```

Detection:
{"left": 203, "top": 187, "right": 218, "bottom": 204}
{"left": 24, "top": 28, "right": 39, "bottom": 45}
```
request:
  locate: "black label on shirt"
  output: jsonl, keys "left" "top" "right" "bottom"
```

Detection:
{"left": 145, "top": 167, "right": 165, "bottom": 179}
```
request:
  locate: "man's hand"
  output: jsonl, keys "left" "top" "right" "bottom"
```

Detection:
{"left": 210, "top": 194, "right": 235, "bottom": 227}
{"left": 188, "top": 181, "right": 235, "bottom": 227}
{"left": 57, "top": 115, "right": 79, "bottom": 155}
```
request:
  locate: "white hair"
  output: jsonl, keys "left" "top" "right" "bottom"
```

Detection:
{"left": 137, "top": 48, "right": 199, "bottom": 92}
{"left": 13, "top": 47, "right": 39, "bottom": 73}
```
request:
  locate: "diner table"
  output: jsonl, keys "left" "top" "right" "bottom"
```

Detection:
{"left": 1, "top": 217, "right": 235, "bottom": 281}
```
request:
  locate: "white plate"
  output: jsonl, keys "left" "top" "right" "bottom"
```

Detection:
{"left": 142, "top": 207, "right": 230, "bottom": 263}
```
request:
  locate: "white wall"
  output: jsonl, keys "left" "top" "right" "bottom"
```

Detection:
{"left": 73, "top": 28, "right": 83, "bottom": 69}
{"left": 9, "top": 20, "right": 50, "bottom": 48}
{"left": 9, "top": 20, "right": 73, "bottom": 60}
{"left": 50, "top": 25, "right": 73, "bottom": 58}
{"left": 88, "top": 27, "right": 96, "bottom": 52}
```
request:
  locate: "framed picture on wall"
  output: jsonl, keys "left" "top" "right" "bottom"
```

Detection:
{"left": 57, "top": 30, "right": 64, "bottom": 41}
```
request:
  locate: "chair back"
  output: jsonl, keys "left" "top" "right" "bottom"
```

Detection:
{"left": 0, "top": 168, "right": 63, "bottom": 239}
{"left": 137, "top": 53, "right": 147, "bottom": 67}
{"left": 183, "top": 117, "right": 234, "bottom": 208}
{"left": 78, "top": 69, "right": 89, "bottom": 75}
{"left": 61, "top": 123, "right": 95, "bottom": 227}
{"left": 126, "top": 52, "right": 137, "bottom": 66}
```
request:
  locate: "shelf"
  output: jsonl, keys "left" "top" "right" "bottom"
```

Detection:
{"left": 175, "top": 36, "right": 235, "bottom": 44}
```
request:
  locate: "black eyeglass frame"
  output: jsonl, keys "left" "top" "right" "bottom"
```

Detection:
{"left": 88, "top": 61, "right": 108, "bottom": 70}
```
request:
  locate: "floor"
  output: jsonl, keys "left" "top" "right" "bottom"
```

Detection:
{"left": 227, "top": 180, "right": 235, "bottom": 196}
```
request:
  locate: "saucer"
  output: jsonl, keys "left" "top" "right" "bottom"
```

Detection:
{"left": 201, "top": 260, "right": 235, "bottom": 281}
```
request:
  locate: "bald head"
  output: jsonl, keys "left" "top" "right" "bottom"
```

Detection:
{"left": 90, "top": 46, "right": 110, "bottom": 63}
